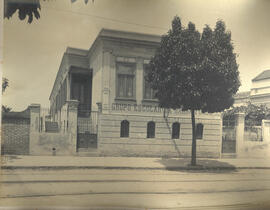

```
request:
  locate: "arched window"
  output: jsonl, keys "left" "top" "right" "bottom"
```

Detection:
{"left": 196, "top": 123, "right": 204, "bottom": 139}
{"left": 147, "top": 121, "right": 155, "bottom": 138}
{"left": 172, "top": 122, "right": 180, "bottom": 139}
{"left": 120, "top": 120, "right": 129, "bottom": 137}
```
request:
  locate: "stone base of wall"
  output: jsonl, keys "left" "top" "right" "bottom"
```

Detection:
{"left": 98, "top": 112, "right": 221, "bottom": 158}
{"left": 98, "top": 142, "right": 220, "bottom": 158}
{"left": 237, "top": 141, "right": 270, "bottom": 158}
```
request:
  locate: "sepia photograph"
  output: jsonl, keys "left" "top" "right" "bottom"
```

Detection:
{"left": 1, "top": 0, "right": 270, "bottom": 209}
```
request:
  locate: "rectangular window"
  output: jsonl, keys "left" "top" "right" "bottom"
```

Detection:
{"left": 116, "top": 63, "right": 135, "bottom": 99}
{"left": 144, "top": 64, "right": 156, "bottom": 100}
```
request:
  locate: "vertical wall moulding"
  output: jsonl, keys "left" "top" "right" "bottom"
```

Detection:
{"left": 136, "top": 57, "right": 144, "bottom": 104}
{"left": 66, "top": 71, "right": 70, "bottom": 101}
{"left": 66, "top": 100, "right": 79, "bottom": 154}
{"left": 102, "top": 50, "right": 112, "bottom": 113}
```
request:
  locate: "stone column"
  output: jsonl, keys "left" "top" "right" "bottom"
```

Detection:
{"left": 66, "top": 72, "right": 70, "bottom": 101}
{"left": 219, "top": 112, "right": 223, "bottom": 158}
{"left": 235, "top": 112, "right": 245, "bottom": 156}
{"left": 136, "top": 58, "right": 144, "bottom": 104}
{"left": 102, "top": 50, "right": 112, "bottom": 113}
{"left": 29, "top": 104, "right": 41, "bottom": 155}
{"left": 67, "top": 100, "right": 79, "bottom": 154}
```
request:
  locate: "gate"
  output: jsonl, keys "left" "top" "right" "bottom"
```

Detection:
{"left": 222, "top": 119, "right": 236, "bottom": 153}
{"left": 77, "top": 111, "right": 98, "bottom": 151}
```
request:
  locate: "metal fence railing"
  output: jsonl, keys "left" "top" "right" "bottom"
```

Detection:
{"left": 77, "top": 111, "right": 98, "bottom": 134}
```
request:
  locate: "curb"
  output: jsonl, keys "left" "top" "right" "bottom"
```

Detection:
{"left": 2, "top": 165, "right": 268, "bottom": 170}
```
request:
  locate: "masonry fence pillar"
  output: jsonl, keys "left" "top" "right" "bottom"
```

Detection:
{"left": 96, "top": 102, "right": 102, "bottom": 150}
{"left": 262, "top": 119, "right": 270, "bottom": 143}
{"left": 66, "top": 100, "right": 79, "bottom": 154}
{"left": 235, "top": 112, "right": 245, "bottom": 157}
{"left": 29, "top": 104, "right": 41, "bottom": 155}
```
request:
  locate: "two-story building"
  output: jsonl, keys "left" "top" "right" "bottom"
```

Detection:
{"left": 49, "top": 29, "right": 222, "bottom": 158}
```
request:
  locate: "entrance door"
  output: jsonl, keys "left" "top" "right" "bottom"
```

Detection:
{"left": 71, "top": 73, "right": 92, "bottom": 117}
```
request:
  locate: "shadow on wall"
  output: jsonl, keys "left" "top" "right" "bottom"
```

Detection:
{"left": 157, "top": 158, "right": 237, "bottom": 173}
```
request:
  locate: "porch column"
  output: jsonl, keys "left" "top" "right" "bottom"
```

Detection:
{"left": 102, "top": 50, "right": 112, "bottom": 113}
{"left": 67, "top": 100, "right": 79, "bottom": 154}
{"left": 235, "top": 112, "right": 245, "bottom": 156}
{"left": 66, "top": 72, "right": 70, "bottom": 101}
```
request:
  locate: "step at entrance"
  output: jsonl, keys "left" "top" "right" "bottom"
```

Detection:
{"left": 45, "top": 121, "right": 59, "bottom": 133}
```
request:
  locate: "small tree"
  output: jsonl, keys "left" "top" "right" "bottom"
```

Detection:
{"left": 2, "top": 77, "right": 12, "bottom": 113}
{"left": 147, "top": 16, "right": 240, "bottom": 165}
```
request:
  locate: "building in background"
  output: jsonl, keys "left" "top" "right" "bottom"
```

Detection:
{"left": 234, "top": 70, "right": 270, "bottom": 107}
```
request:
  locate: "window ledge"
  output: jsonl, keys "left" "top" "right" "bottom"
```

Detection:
{"left": 142, "top": 99, "right": 159, "bottom": 103}
{"left": 115, "top": 98, "right": 137, "bottom": 103}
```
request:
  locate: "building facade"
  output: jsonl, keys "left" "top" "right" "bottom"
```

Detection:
{"left": 49, "top": 29, "right": 222, "bottom": 158}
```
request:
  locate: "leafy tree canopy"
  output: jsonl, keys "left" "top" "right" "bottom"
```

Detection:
{"left": 4, "top": 0, "right": 92, "bottom": 23}
{"left": 147, "top": 16, "right": 240, "bottom": 113}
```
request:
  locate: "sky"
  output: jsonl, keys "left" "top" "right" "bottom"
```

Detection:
{"left": 3, "top": 0, "right": 270, "bottom": 111}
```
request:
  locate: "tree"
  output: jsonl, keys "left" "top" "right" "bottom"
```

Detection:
{"left": 4, "top": 0, "right": 92, "bottom": 23}
{"left": 147, "top": 16, "right": 240, "bottom": 165}
{"left": 2, "top": 77, "right": 8, "bottom": 93}
{"left": 2, "top": 77, "right": 11, "bottom": 113}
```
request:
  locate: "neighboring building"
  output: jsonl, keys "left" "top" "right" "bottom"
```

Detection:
{"left": 234, "top": 91, "right": 250, "bottom": 107}
{"left": 48, "top": 29, "right": 222, "bottom": 158}
{"left": 234, "top": 70, "right": 270, "bottom": 107}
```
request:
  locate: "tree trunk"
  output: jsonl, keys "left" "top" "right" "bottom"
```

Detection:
{"left": 191, "top": 109, "right": 196, "bottom": 166}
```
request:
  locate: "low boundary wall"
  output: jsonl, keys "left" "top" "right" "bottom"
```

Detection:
{"left": 98, "top": 111, "right": 222, "bottom": 158}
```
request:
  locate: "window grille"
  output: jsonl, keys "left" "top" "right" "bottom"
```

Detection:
{"left": 120, "top": 120, "right": 129, "bottom": 137}
{"left": 196, "top": 123, "right": 204, "bottom": 139}
{"left": 147, "top": 121, "right": 155, "bottom": 138}
{"left": 172, "top": 122, "right": 180, "bottom": 139}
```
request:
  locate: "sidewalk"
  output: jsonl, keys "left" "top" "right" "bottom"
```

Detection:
{"left": 1, "top": 155, "right": 270, "bottom": 170}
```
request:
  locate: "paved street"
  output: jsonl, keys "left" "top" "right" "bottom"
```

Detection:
{"left": 1, "top": 167, "right": 270, "bottom": 209}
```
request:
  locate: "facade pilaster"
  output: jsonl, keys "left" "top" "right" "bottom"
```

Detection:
{"left": 136, "top": 57, "right": 144, "bottom": 104}
{"left": 102, "top": 50, "right": 112, "bottom": 113}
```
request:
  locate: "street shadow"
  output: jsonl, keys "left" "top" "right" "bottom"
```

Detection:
{"left": 157, "top": 158, "right": 237, "bottom": 173}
